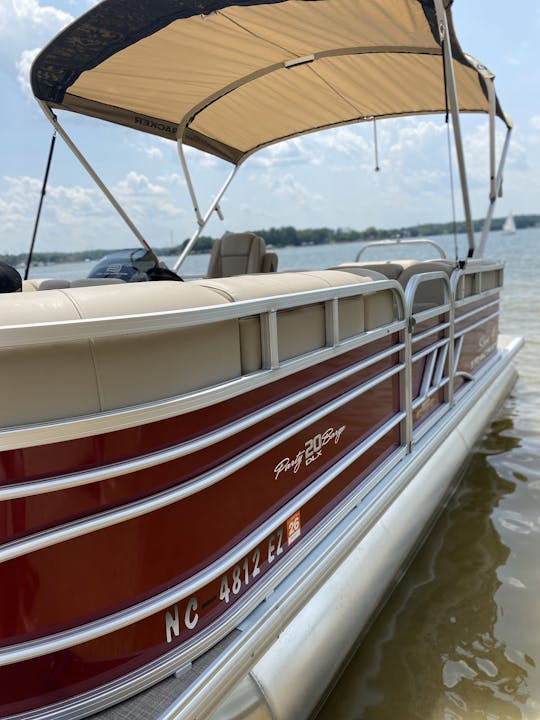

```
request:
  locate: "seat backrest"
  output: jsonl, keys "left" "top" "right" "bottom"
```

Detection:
{"left": 207, "top": 232, "right": 272, "bottom": 278}
{"left": 70, "top": 278, "right": 126, "bottom": 288}
{"left": 398, "top": 260, "right": 453, "bottom": 309}
{"left": 33, "top": 278, "right": 72, "bottom": 290}
{"left": 261, "top": 251, "right": 278, "bottom": 274}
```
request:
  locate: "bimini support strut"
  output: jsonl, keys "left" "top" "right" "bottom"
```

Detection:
{"left": 173, "top": 139, "right": 239, "bottom": 272}
{"left": 433, "top": 0, "right": 475, "bottom": 255}
{"left": 38, "top": 101, "right": 152, "bottom": 252}
{"left": 477, "top": 81, "right": 513, "bottom": 258}
{"left": 25, "top": 130, "right": 57, "bottom": 280}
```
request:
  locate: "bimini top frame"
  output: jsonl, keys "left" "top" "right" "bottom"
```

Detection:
{"left": 32, "top": 0, "right": 512, "bottom": 264}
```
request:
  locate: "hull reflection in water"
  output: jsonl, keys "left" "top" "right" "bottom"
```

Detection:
{"left": 317, "top": 403, "right": 537, "bottom": 720}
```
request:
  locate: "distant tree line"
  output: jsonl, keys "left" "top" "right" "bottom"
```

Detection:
{"left": 2, "top": 214, "right": 538, "bottom": 266}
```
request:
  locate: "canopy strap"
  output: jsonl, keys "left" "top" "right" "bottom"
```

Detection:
{"left": 25, "top": 130, "right": 57, "bottom": 280}
{"left": 441, "top": 39, "right": 449, "bottom": 124}
{"left": 373, "top": 120, "right": 380, "bottom": 172}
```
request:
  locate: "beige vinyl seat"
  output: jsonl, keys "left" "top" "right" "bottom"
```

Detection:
{"left": 70, "top": 278, "right": 126, "bottom": 288}
{"left": 1, "top": 272, "right": 395, "bottom": 426}
{"left": 23, "top": 277, "right": 126, "bottom": 290}
{"left": 334, "top": 259, "right": 455, "bottom": 311}
{"left": 194, "top": 270, "right": 395, "bottom": 372}
{"left": 207, "top": 232, "right": 278, "bottom": 278}
{"left": 397, "top": 260, "right": 454, "bottom": 309}
{"left": 333, "top": 261, "right": 407, "bottom": 280}
{"left": 351, "top": 259, "right": 453, "bottom": 310}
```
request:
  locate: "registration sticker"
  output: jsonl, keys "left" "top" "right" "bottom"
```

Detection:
{"left": 287, "top": 511, "right": 301, "bottom": 545}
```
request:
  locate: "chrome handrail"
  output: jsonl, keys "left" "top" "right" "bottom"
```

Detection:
{"left": 355, "top": 238, "right": 447, "bottom": 261}
{"left": 0, "top": 279, "right": 403, "bottom": 349}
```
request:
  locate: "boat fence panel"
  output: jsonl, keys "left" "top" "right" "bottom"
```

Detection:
{"left": 400, "top": 270, "right": 453, "bottom": 442}
{"left": 452, "top": 262, "right": 503, "bottom": 392}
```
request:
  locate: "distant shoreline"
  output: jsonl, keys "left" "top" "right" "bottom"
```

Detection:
{"left": 3, "top": 215, "right": 538, "bottom": 267}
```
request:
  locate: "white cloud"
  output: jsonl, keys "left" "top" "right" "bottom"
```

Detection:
{"left": 530, "top": 115, "right": 540, "bottom": 132}
{"left": 113, "top": 172, "right": 186, "bottom": 223}
{"left": 16, "top": 48, "right": 40, "bottom": 97}
{"left": 312, "top": 125, "right": 371, "bottom": 159}
{"left": 0, "top": 0, "right": 72, "bottom": 44}
{"left": 184, "top": 145, "right": 221, "bottom": 169}
{"left": 130, "top": 134, "right": 179, "bottom": 161}
{"left": 0, "top": 169, "right": 187, "bottom": 253}
{"left": 156, "top": 172, "right": 186, "bottom": 187}
{"left": 142, "top": 146, "right": 163, "bottom": 160}
{"left": 116, "top": 171, "right": 166, "bottom": 198}
{"left": 251, "top": 171, "right": 323, "bottom": 206}
{"left": 0, "top": 176, "right": 42, "bottom": 235}
{"left": 0, "top": 0, "right": 73, "bottom": 98}
{"left": 0, "top": 174, "right": 110, "bottom": 237}
{"left": 248, "top": 119, "right": 447, "bottom": 178}
{"left": 251, "top": 137, "right": 322, "bottom": 168}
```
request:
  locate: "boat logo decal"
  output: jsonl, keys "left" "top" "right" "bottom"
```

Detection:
{"left": 274, "top": 426, "right": 346, "bottom": 481}
{"left": 134, "top": 116, "right": 178, "bottom": 135}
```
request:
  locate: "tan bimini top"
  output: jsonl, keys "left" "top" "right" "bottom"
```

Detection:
{"left": 31, "top": 0, "right": 508, "bottom": 165}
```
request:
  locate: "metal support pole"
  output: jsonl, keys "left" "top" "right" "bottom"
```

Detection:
{"left": 434, "top": 0, "right": 475, "bottom": 254}
{"left": 477, "top": 125, "right": 513, "bottom": 257}
{"left": 38, "top": 101, "right": 152, "bottom": 252}
{"left": 177, "top": 140, "right": 204, "bottom": 227}
{"left": 487, "top": 79, "right": 497, "bottom": 203}
{"left": 173, "top": 162, "right": 239, "bottom": 272}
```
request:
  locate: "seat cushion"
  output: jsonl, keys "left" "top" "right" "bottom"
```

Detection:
{"left": 207, "top": 232, "right": 266, "bottom": 277}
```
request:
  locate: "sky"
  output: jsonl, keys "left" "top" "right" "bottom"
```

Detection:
{"left": 0, "top": 0, "right": 539, "bottom": 256}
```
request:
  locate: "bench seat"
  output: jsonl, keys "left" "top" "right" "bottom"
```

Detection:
{"left": 1, "top": 271, "right": 396, "bottom": 427}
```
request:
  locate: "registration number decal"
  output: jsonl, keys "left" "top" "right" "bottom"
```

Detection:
{"left": 164, "top": 516, "right": 305, "bottom": 643}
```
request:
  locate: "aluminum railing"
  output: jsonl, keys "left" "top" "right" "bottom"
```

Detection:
{"left": 0, "top": 261, "right": 504, "bottom": 687}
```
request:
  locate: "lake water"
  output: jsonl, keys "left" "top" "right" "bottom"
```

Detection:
{"left": 28, "top": 228, "right": 540, "bottom": 719}
{"left": 317, "top": 231, "right": 540, "bottom": 720}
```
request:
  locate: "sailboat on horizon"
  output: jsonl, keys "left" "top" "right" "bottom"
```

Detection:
{"left": 503, "top": 210, "right": 516, "bottom": 235}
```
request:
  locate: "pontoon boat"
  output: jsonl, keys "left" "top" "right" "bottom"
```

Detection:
{"left": 0, "top": 1, "right": 521, "bottom": 718}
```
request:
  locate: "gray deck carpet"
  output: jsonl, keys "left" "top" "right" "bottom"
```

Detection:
{"left": 91, "top": 631, "right": 240, "bottom": 719}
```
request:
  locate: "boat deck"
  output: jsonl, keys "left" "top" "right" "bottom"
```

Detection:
{"left": 91, "top": 632, "right": 239, "bottom": 720}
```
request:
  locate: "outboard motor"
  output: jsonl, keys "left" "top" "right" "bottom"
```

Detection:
{"left": 88, "top": 248, "right": 157, "bottom": 282}
{"left": 89, "top": 248, "right": 182, "bottom": 282}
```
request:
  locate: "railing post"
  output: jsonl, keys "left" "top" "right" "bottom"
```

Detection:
{"left": 402, "top": 316, "right": 414, "bottom": 451}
